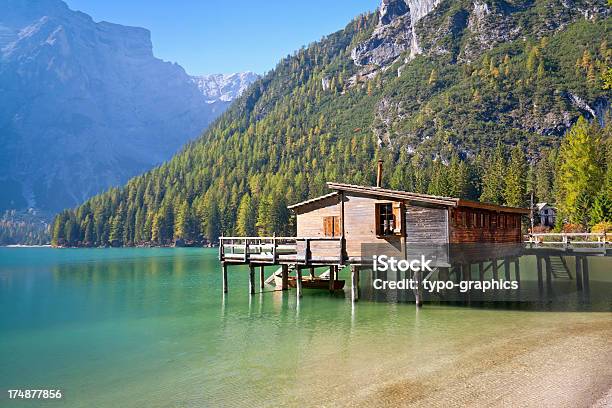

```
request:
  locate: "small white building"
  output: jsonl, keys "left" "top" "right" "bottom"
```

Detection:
{"left": 536, "top": 203, "right": 556, "bottom": 227}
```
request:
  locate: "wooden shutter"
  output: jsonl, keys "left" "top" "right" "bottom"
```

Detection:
{"left": 333, "top": 216, "right": 341, "bottom": 237}
{"left": 392, "top": 202, "right": 404, "bottom": 236}
{"left": 323, "top": 216, "right": 333, "bottom": 237}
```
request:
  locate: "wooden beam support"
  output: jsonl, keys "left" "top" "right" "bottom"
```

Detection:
{"left": 222, "top": 263, "right": 228, "bottom": 294}
{"left": 463, "top": 263, "right": 472, "bottom": 281}
{"left": 544, "top": 256, "right": 552, "bottom": 290}
{"left": 504, "top": 258, "right": 511, "bottom": 281}
{"left": 575, "top": 256, "right": 583, "bottom": 291}
{"left": 351, "top": 265, "right": 359, "bottom": 302}
{"left": 259, "top": 265, "right": 265, "bottom": 290}
{"left": 582, "top": 257, "right": 590, "bottom": 292}
{"left": 329, "top": 265, "right": 335, "bottom": 292}
{"left": 492, "top": 259, "right": 499, "bottom": 281}
{"left": 414, "top": 268, "right": 423, "bottom": 307}
{"left": 536, "top": 256, "right": 543, "bottom": 293}
{"left": 296, "top": 266, "right": 303, "bottom": 298}
{"left": 478, "top": 262, "right": 484, "bottom": 281}
{"left": 514, "top": 258, "right": 520, "bottom": 286}
{"left": 281, "top": 264, "right": 289, "bottom": 291}
{"left": 249, "top": 264, "right": 255, "bottom": 295}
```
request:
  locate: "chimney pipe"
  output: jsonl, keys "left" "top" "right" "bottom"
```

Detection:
{"left": 376, "top": 159, "right": 383, "bottom": 188}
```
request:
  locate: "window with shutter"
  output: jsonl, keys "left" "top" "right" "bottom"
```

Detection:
{"left": 375, "top": 202, "right": 396, "bottom": 236}
{"left": 323, "top": 216, "right": 340, "bottom": 237}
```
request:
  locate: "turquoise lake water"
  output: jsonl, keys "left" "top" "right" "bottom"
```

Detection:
{"left": 0, "top": 248, "right": 610, "bottom": 407}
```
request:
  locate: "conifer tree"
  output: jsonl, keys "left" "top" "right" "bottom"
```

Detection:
{"left": 556, "top": 117, "right": 603, "bottom": 226}
{"left": 504, "top": 145, "right": 527, "bottom": 207}
{"left": 236, "top": 194, "right": 257, "bottom": 236}
{"left": 480, "top": 143, "right": 506, "bottom": 205}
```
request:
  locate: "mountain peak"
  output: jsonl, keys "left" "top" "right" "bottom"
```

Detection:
{"left": 191, "top": 71, "right": 259, "bottom": 103}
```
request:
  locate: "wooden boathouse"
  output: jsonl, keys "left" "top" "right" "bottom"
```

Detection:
{"left": 219, "top": 161, "right": 530, "bottom": 304}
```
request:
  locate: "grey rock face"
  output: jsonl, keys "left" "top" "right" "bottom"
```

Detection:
{"left": 351, "top": 0, "right": 442, "bottom": 67}
{"left": 0, "top": 0, "right": 254, "bottom": 212}
{"left": 354, "top": 0, "right": 609, "bottom": 69}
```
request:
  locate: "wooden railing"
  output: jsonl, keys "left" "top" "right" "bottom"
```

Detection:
{"left": 527, "top": 232, "right": 609, "bottom": 251}
{"left": 219, "top": 236, "right": 344, "bottom": 265}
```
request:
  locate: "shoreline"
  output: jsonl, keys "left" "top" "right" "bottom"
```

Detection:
{"left": 349, "top": 317, "right": 612, "bottom": 407}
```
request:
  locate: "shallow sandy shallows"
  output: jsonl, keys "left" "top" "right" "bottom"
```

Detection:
{"left": 347, "top": 312, "right": 612, "bottom": 408}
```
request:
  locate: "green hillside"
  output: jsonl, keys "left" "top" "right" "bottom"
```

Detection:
{"left": 51, "top": 1, "right": 611, "bottom": 247}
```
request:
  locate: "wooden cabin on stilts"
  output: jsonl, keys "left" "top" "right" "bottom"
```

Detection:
{"left": 220, "top": 160, "right": 530, "bottom": 306}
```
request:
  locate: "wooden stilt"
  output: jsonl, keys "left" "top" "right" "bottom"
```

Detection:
{"left": 536, "top": 256, "right": 543, "bottom": 293}
{"left": 296, "top": 266, "right": 303, "bottom": 298}
{"left": 259, "top": 265, "right": 265, "bottom": 290}
{"left": 514, "top": 258, "right": 520, "bottom": 287}
{"left": 309, "top": 267, "right": 315, "bottom": 279}
{"left": 575, "top": 256, "right": 583, "bottom": 291}
{"left": 281, "top": 264, "right": 289, "bottom": 291}
{"left": 504, "top": 258, "right": 511, "bottom": 281}
{"left": 544, "top": 257, "right": 552, "bottom": 290}
{"left": 478, "top": 262, "right": 484, "bottom": 281}
{"left": 222, "top": 263, "right": 228, "bottom": 293}
{"left": 582, "top": 257, "right": 590, "bottom": 292}
{"left": 414, "top": 268, "right": 423, "bottom": 307}
{"left": 328, "top": 265, "right": 335, "bottom": 292}
{"left": 463, "top": 263, "right": 472, "bottom": 281}
{"left": 351, "top": 265, "right": 359, "bottom": 302}
{"left": 249, "top": 264, "right": 255, "bottom": 295}
{"left": 492, "top": 259, "right": 499, "bottom": 280}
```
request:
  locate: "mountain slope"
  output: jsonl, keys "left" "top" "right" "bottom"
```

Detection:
{"left": 0, "top": 0, "right": 256, "bottom": 214}
{"left": 51, "top": 0, "right": 611, "bottom": 247}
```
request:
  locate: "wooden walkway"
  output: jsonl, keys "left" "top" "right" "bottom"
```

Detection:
{"left": 525, "top": 233, "right": 610, "bottom": 256}
{"left": 219, "top": 236, "right": 344, "bottom": 265}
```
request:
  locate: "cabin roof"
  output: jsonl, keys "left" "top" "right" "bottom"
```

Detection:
{"left": 287, "top": 192, "right": 339, "bottom": 209}
{"left": 536, "top": 202, "right": 555, "bottom": 211}
{"left": 287, "top": 182, "right": 530, "bottom": 214}
{"left": 326, "top": 182, "right": 459, "bottom": 207}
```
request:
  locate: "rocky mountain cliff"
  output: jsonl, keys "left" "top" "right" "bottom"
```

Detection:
{"left": 0, "top": 0, "right": 256, "bottom": 213}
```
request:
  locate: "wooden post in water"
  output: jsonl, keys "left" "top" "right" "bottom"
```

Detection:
{"left": 296, "top": 266, "right": 303, "bottom": 298}
{"left": 328, "top": 265, "right": 335, "bottom": 292}
{"left": 575, "top": 256, "right": 583, "bottom": 291}
{"left": 414, "top": 268, "right": 423, "bottom": 307}
{"left": 309, "top": 267, "right": 315, "bottom": 279}
{"left": 351, "top": 265, "right": 359, "bottom": 302}
{"left": 281, "top": 264, "right": 289, "bottom": 291}
{"left": 582, "top": 257, "right": 590, "bottom": 292}
{"left": 544, "top": 256, "right": 552, "bottom": 290}
{"left": 504, "top": 258, "right": 511, "bottom": 281}
{"left": 463, "top": 263, "right": 472, "bottom": 281}
{"left": 222, "top": 263, "right": 228, "bottom": 293}
{"left": 492, "top": 259, "right": 499, "bottom": 280}
{"left": 514, "top": 258, "right": 520, "bottom": 287}
{"left": 248, "top": 264, "right": 255, "bottom": 295}
{"left": 259, "top": 265, "right": 265, "bottom": 290}
{"left": 536, "top": 255, "right": 543, "bottom": 293}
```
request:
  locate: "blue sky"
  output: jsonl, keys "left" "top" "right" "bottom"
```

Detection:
{"left": 64, "top": 0, "right": 378, "bottom": 75}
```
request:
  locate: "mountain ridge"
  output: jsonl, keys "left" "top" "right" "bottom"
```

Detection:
{"left": 50, "top": 0, "right": 611, "bottom": 247}
{"left": 0, "top": 0, "right": 257, "bottom": 214}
